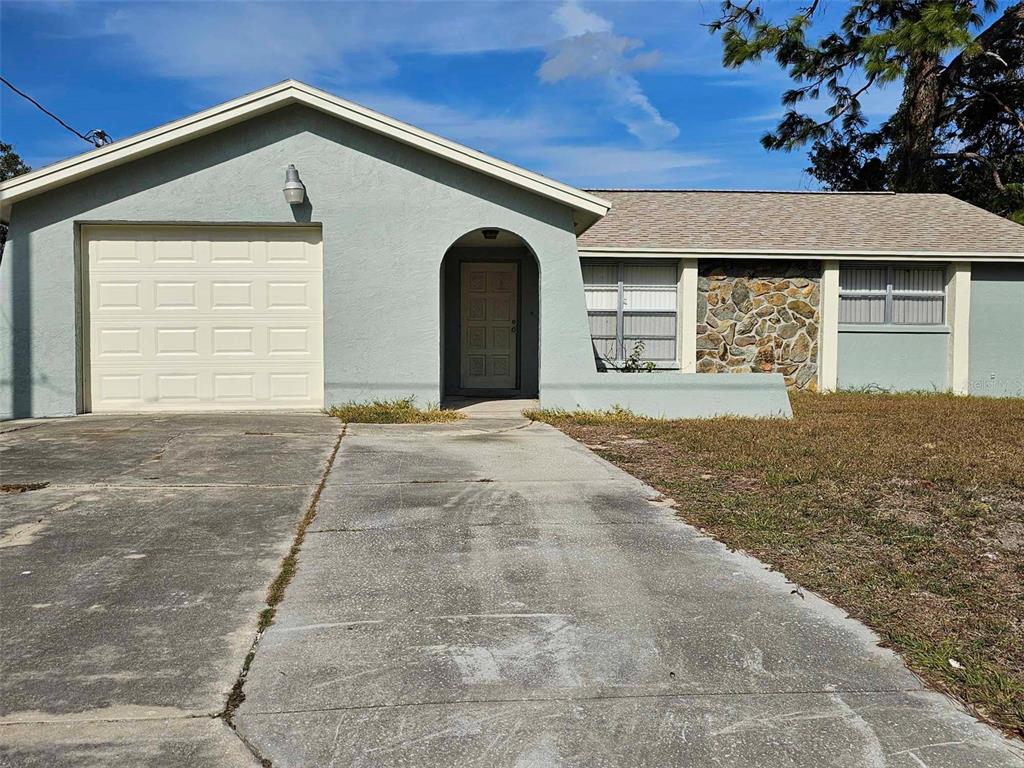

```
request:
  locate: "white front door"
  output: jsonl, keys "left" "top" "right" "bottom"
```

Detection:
{"left": 461, "top": 262, "right": 518, "bottom": 390}
{"left": 83, "top": 224, "right": 324, "bottom": 412}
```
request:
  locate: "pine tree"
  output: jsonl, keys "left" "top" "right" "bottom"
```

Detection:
{"left": 0, "top": 142, "right": 31, "bottom": 182}
{"left": 709, "top": 1, "right": 1024, "bottom": 221}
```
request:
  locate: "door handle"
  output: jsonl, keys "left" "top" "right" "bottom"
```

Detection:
{"left": 511, "top": 324, "right": 517, "bottom": 334}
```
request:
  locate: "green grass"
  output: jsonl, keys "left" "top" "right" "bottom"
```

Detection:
{"left": 327, "top": 397, "right": 463, "bottom": 423}
{"left": 531, "top": 391, "right": 1024, "bottom": 738}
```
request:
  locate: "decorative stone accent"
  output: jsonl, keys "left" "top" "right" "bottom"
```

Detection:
{"left": 696, "top": 260, "right": 822, "bottom": 391}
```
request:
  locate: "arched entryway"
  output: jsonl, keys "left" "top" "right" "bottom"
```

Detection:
{"left": 440, "top": 228, "right": 539, "bottom": 400}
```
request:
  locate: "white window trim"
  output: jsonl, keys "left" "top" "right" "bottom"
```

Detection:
{"left": 839, "top": 263, "right": 947, "bottom": 326}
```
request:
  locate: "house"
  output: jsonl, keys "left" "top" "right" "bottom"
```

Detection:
{"left": 1, "top": 80, "right": 1021, "bottom": 421}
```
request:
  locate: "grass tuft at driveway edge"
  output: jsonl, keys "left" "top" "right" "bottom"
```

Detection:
{"left": 222, "top": 426, "right": 346, "bottom": 726}
{"left": 328, "top": 397, "right": 463, "bottom": 423}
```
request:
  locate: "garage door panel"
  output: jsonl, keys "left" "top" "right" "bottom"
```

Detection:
{"left": 97, "top": 374, "right": 144, "bottom": 404}
{"left": 89, "top": 276, "right": 322, "bottom": 317}
{"left": 85, "top": 225, "right": 323, "bottom": 412}
{"left": 154, "top": 281, "right": 200, "bottom": 311}
{"left": 91, "top": 322, "right": 323, "bottom": 361}
{"left": 153, "top": 238, "right": 199, "bottom": 264}
{"left": 211, "top": 281, "right": 255, "bottom": 310}
{"left": 95, "top": 281, "right": 143, "bottom": 310}
{"left": 155, "top": 327, "right": 200, "bottom": 355}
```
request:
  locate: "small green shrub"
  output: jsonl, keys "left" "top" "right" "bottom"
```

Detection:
{"left": 620, "top": 340, "right": 657, "bottom": 373}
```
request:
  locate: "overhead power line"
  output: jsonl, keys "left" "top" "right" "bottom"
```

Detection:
{"left": 1, "top": 76, "right": 112, "bottom": 147}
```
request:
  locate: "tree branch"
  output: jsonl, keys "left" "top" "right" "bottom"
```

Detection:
{"left": 814, "top": 75, "right": 877, "bottom": 131}
{"left": 942, "top": 1, "right": 1024, "bottom": 87}
{"left": 988, "top": 91, "right": 1024, "bottom": 134}
{"left": 935, "top": 150, "right": 1007, "bottom": 191}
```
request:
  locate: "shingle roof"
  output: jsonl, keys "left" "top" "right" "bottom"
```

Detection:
{"left": 577, "top": 190, "right": 1024, "bottom": 256}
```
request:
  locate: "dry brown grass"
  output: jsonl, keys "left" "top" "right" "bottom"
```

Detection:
{"left": 530, "top": 392, "right": 1024, "bottom": 738}
{"left": 327, "top": 397, "right": 463, "bottom": 423}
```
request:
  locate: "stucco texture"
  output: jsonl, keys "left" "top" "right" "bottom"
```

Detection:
{"left": 837, "top": 329, "right": 950, "bottom": 392}
{"left": 1, "top": 105, "right": 600, "bottom": 418}
{"left": 969, "top": 263, "right": 1024, "bottom": 397}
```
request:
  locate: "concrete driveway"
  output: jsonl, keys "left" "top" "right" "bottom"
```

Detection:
{"left": 0, "top": 413, "right": 342, "bottom": 767}
{"left": 2, "top": 413, "right": 1021, "bottom": 767}
{"left": 236, "top": 417, "right": 1020, "bottom": 767}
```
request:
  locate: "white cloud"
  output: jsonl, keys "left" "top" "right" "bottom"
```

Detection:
{"left": 344, "top": 91, "right": 579, "bottom": 149}
{"left": 340, "top": 91, "right": 713, "bottom": 187}
{"left": 733, "top": 109, "right": 785, "bottom": 125}
{"left": 517, "top": 143, "right": 717, "bottom": 187}
{"left": 539, "top": 33, "right": 660, "bottom": 83}
{"left": 538, "top": 0, "right": 677, "bottom": 145}
{"left": 92, "top": 1, "right": 558, "bottom": 94}
{"left": 552, "top": 0, "right": 611, "bottom": 37}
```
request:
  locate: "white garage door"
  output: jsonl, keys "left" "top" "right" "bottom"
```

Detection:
{"left": 84, "top": 225, "right": 324, "bottom": 412}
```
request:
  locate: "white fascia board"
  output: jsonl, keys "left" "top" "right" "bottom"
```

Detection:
{"left": 0, "top": 80, "right": 611, "bottom": 231}
{"left": 577, "top": 247, "right": 1024, "bottom": 261}
{"left": 1, "top": 85, "right": 295, "bottom": 204}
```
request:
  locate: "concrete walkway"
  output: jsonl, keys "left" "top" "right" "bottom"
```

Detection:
{"left": 236, "top": 415, "right": 1023, "bottom": 767}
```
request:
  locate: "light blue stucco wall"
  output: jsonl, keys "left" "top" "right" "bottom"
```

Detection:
{"left": 1, "top": 104, "right": 790, "bottom": 419}
{"left": 837, "top": 328, "right": 949, "bottom": 392}
{"left": 542, "top": 373, "right": 792, "bottom": 418}
{"left": 969, "top": 263, "right": 1024, "bottom": 397}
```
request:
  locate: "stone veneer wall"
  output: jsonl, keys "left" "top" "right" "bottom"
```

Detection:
{"left": 697, "top": 261, "right": 822, "bottom": 391}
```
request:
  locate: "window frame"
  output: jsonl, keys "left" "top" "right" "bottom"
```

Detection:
{"left": 582, "top": 259, "right": 679, "bottom": 364}
{"left": 839, "top": 263, "right": 947, "bottom": 327}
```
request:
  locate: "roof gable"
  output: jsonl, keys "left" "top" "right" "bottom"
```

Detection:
{"left": 0, "top": 80, "right": 610, "bottom": 233}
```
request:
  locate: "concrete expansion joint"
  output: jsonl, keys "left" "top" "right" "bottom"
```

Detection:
{"left": 308, "top": 520, "right": 674, "bottom": 534}
{"left": 222, "top": 717, "right": 274, "bottom": 768}
{"left": 0, "top": 711, "right": 218, "bottom": 727}
{"left": 41, "top": 483, "right": 315, "bottom": 490}
{"left": 332, "top": 478, "right": 630, "bottom": 487}
{"left": 242, "top": 685, "right": 930, "bottom": 717}
{"left": 485, "top": 421, "right": 537, "bottom": 435}
{"left": 220, "top": 424, "right": 346, "bottom": 768}
{"left": 0, "top": 423, "right": 46, "bottom": 436}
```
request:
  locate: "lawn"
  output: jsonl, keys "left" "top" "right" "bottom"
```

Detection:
{"left": 527, "top": 393, "right": 1024, "bottom": 738}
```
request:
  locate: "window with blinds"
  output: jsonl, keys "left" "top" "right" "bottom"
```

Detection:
{"left": 839, "top": 265, "right": 946, "bottom": 326}
{"left": 582, "top": 260, "right": 678, "bottom": 363}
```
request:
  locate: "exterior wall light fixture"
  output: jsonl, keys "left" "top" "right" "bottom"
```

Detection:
{"left": 283, "top": 164, "right": 306, "bottom": 205}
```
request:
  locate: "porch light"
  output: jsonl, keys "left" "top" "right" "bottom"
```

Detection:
{"left": 482, "top": 228, "right": 499, "bottom": 240}
{"left": 282, "top": 165, "right": 306, "bottom": 205}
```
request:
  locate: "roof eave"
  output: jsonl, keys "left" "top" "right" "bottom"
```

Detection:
{"left": 577, "top": 245, "right": 1024, "bottom": 260}
{"left": 0, "top": 80, "right": 610, "bottom": 225}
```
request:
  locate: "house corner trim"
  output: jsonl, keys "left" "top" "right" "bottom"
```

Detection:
{"left": 819, "top": 260, "right": 840, "bottom": 392}
{"left": 678, "top": 258, "right": 698, "bottom": 373}
{"left": 948, "top": 261, "right": 971, "bottom": 395}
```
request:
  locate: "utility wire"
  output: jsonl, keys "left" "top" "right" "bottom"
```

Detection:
{"left": 1, "top": 76, "right": 112, "bottom": 147}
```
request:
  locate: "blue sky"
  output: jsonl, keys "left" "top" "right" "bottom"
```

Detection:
{"left": 0, "top": 0, "right": 906, "bottom": 189}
